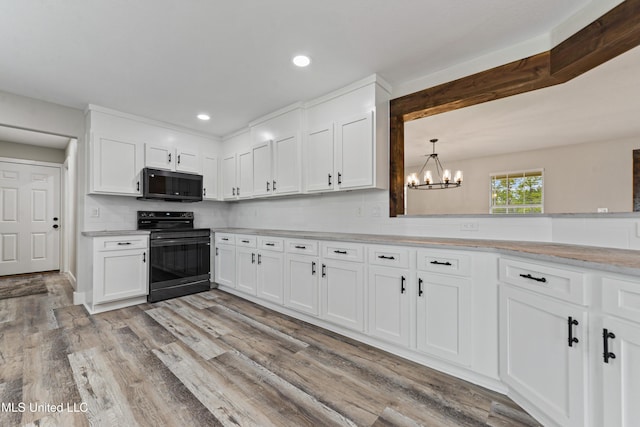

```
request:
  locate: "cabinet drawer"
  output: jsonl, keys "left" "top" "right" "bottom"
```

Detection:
{"left": 322, "top": 242, "right": 364, "bottom": 262}
{"left": 602, "top": 276, "right": 640, "bottom": 323}
{"left": 215, "top": 233, "right": 235, "bottom": 245}
{"left": 417, "top": 249, "right": 470, "bottom": 277}
{"left": 285, "top": 239, "right": 318, "bottom": 255}
{"left": 259, "top": 237, "right": 284, "bottom": 252}
{"left": 368, "top": 245, "right": 410, "bottom": 269}
{"left": 236, "top": 235, "right": 257, "bottom": 248}
{"left": 96, "top": 235, "right": 148, "bottom": 251}
{"left": 499, "top": 258, "right": 587, "bottom": 305}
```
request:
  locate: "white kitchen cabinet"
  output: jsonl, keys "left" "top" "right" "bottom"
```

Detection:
{"left": 256, "top": 250, "right": 284, "bottom": 304}
{"left": 272, "top": 133, "right": 301, "bottom": 195}
{"left": 500, "top": 285, "right": 587, "bottom": 427}
{"left": 416, "top": 272, "right": 472, "bottom": 366}
{"left": 335, "top": 112, "right": 374, "bottom": 189}
{"left": 305, "top": 124, "right": 335, "bottom": 192}
{"left": 236, "top": 246, "right": 257, "bottom": 295}
{"left": 92, "top": 235, "right": 148, "bottom": 305}
{"left": 320, "top": 259, "right": 365, "bottom": 332}
{"left": 237, "top": 150, "right": 253, "bottom": 199}
{"left": 90, "top": 133, "right": 144, "bottom": 195}
{"left": 601, "top": 316, "right": 640, "bottom": 427}
{"left": 284, "top": 253, "right": 319, "bottom": 316}
{"left": 144, "top": 143, "right": 201, "bottom": 174}
{"left": 252, "top": 141, "right": 272, "bottom": 197}
{"left": 222, "top": 154, "right": 237, "bottom": 200}
{"left": 202, "top": 152, "right": 219, "bottom": 200}
{"left": 368, "top": 265, "right": 410, "bottom": 346}
{"left": 214, "top": 239, "right": 236, "bottom": 288}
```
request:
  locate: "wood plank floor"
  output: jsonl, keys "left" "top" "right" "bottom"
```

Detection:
{"left": 0, "top": 273, "right": 541, "bottom": 426}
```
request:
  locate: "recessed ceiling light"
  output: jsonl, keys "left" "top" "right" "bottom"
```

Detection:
{"left": 292, "top": 55, "right": 311, "bottom": 67}
{"left": 197, "top": 113, "right": 210, "bottom": 121}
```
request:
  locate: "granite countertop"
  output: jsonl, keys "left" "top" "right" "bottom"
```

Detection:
{"left": 213, "top": 228, "right": 640, "bottom": 277}
{"left": 82, "top": 230, "right": 150, "bottom": 237}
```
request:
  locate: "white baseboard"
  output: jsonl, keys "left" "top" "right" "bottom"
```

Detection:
{"left": 65, "top": 271, "right": 77, "bottom": 290}
{"left": 73, "top": 291, "right": 86, "bottom": 305}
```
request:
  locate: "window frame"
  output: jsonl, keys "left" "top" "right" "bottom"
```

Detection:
{"left": 489, "top": 168, "right": 544, "bottom": 214}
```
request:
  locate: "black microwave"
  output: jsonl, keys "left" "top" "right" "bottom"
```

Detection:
{"left": 139, "top": 168, "right": 203, "bottom": 202}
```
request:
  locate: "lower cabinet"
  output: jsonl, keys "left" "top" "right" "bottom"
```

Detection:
{"left": 214, "top": 244, "right": 236, "bottom": 288}
{"left": 256, "top": 250, "right": 284, "bottom": 304}
{"left": 367, "top": 265, "right": 410, "bottom": 346}
{"left": 499, "top": 285, "right": 587, "bottom": 427}
{"left": 91, "top": 235, "right": 148, "bottom": 305}
{"left": 284, "top": 253, "right": 319, "bottom": 316}
{"left": 236, "top": 247, "right": 257, "bottom": 295}
{"left": 416, "top": 272, "right": 472, "bottom": 366}
{"left": 320, "top": 259, "right": 364, "bottom": 332}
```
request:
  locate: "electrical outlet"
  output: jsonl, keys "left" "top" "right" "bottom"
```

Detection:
{"left": 597, "top": 207, "right": 608, "bottom": 213}
{"left": 90, "top": 208, "right": 100, "bottom": 218}
{"left": 356, "top": 207, "right": 363, "bottom": 217}
{"left": 371, "top": 206, "right": 381, "bottom": 217}
{"left": 460, "top": 222, "right": 479, "bottom": 231}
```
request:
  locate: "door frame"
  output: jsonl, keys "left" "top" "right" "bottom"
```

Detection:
{"left": 0, "top": 156, "right": 64, "bottom": 275}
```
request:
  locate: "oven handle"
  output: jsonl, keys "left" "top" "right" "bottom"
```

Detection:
{"left": 151, "top": 238, "right": 211, "bottom": 247}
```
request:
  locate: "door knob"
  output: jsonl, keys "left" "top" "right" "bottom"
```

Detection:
{"left": 53, "top": 224, "right": 59, "bottom": 229}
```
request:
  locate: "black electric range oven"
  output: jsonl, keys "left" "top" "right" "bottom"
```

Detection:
{"left": 138, "top": 211, "right": 210, "bottom": 302}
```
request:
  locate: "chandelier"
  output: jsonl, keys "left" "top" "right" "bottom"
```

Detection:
{"left": 407, "top": 138, "right": 463, "bottom": 190}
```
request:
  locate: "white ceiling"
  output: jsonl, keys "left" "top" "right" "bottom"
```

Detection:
{"left": 404, "top": 44, "right": 640, "bottom": 168}
{"left": 0, "top": 126, "right": 71, "bottom": 150}
{"left": 0, "top": 0, "right": 594, "bottom": 138}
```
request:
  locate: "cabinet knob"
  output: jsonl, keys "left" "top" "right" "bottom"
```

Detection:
{"left": 52, "top": 224, "right": 59, "bottom": 229}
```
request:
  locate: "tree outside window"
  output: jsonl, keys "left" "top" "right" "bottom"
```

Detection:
{"left": 490, "top": 170, "right": 543, "bottom": 214}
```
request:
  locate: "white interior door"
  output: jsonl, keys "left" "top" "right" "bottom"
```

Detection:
{"left": 0, "top": 161, "right": 61, "bottom": 276}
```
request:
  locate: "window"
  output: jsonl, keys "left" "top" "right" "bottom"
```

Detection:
{"left": 490, "top": 170, "right": 543, "bottom": 214}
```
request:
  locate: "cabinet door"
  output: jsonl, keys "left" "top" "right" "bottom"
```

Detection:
{"left": 321, "top": 260, "right": 364, "bottom": 331}
{"left": 145, "top": 143, "right": 173, "bottom": 170}
{"left": 222, "top": 155, "right": 237, "bottom": 200}
{"left": 175, "top": 148, "right": 201, "bottom": 174}
{"left": 236, "top": 247, "right": 257, "bottom": 295}
{"left": 91, "top": 134, "right": 144, "bottom": 195}
{"left": 284, "top": 254, "right": 319, "bottom": 316}
{"left": 257, "top": 251, "right": 284, "bottom": 304}
{"left": 214, "top": 244, "right": 235, "bottom": 287}
{"left": 202, "top": 154, "right": 218, "bottom": 200}
{"left": 416, "top": 273, "right": 472, "bottom": 366}
{"left": 500, "top": 286, "right": 587, "bottom": 427}
{"left": 602, "top": 317, "right": 640, "bottom": 427}
{"left": 336, "top": 112, "right": 373, "bottom": 190}
{"left": 94, "top": 248, "right": 148, "bottom": 304}
{"left": 368, "top": 266, "right": 410, "bottom": 346}
{"left": 252, "top": 141, "right": 272, "bottom": 197}
{"left": 237, "top": 150, "right": 253, "bottom": 199}
{"left": 273, "top": 133, "right": 300, "bottom": 195}
{"left": 305, "top": 125, "right": 334, "bottom": 192}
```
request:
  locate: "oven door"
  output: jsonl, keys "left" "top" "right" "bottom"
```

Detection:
{"left": 149, "top": 235, "right": 211, "bottom": 291}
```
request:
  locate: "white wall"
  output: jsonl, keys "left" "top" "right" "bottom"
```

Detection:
{"left": 0, "top": 140, "right": 66, "bottom": 163}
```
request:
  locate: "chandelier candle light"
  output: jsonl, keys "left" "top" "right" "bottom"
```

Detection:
{"left": 407, "top": 138, "right": 463, "bottom": 190}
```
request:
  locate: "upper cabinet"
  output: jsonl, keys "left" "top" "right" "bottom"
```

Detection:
{"left": 304, "top": 75, "right": 390, "bottom": 194}
{"left": 202, "top": 151, "right": 219, "bottom": 200}
{"left": 90, "top": 132, "right": 144, "bottom": 195}
{"left": 144, "top": 143, "right": 201, "bottom": 174}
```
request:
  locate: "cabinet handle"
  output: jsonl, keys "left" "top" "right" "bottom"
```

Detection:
{"left": 378, "top": 255, "right": 395, "bottom": 260}
{"left": 334, "top": 250, "right": 347, "bottom": 255}
{"left": 430, "top": 260, "right": 452, "bottom": 266}
{"left": 266, "top": 181, "right": 270, "bottom": 192}
{"left": 168, "top": 153, "right": 172, "bottom": 163}
{"left": 143, "top": 252, "right": 146, "bottom": 263}
{"left": 265, "top": 242, "right": 275, "bottom": 246}
{"left": 237, "top": 187, "right": 240, "bottom": 196}
{"left": 338, "top": 172, "right": 342, "bottom": 184}
{"left": 294, "top": 245, "right": 306, "bottom": 249}
{"left": 519, "top": 273, "right": 547, "bottom": 283}
{"left": 222, "top": 238, "right": 229, "bottom": 241}
{"left": 216, "top": 247, "right": 219, "bottom": 256}
{"left": 567, "top": 316, "right": 579, "bottom": 347}
{"left": 401, "top": 276, "right": 406, "bottom": 294}
{"left": 328, "top": 173, "right": 332, "bottom": 186}
{"left": 273, "top": 180, "right": 276, "bottom": 191}
{"left": 241, "top": 240, "right": 250, "bottom": 243}
{"left": 418, "top": 278, "right": 424, "bottom": 296}
{"left": 177, "top": 154, "right": 181, "bottom": 164}
{"left": 322, "top": 264, "right": 326, "bottom": 278}
{"left": 203, "top": 188, "right": 206, "bottom": 197}
{"left": 252, "top": 253, "right": 255, "bottom": 264}
{"left": 137, "top": 181, "right": 140, "bottom": 191}
{"left": 117, "top": 242, "right": 132, "bottom": 246}
{"left": 232, "top": 187, "right": 236, "bottom": 196}
{"left": 603, "top": 328, "right": 616, "bottom": 363}
{"left": 257, "top": 254, "right": 262, "bottom": 265}
{"left": 311, "top": 261, "right": 316, "bottom": 275}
